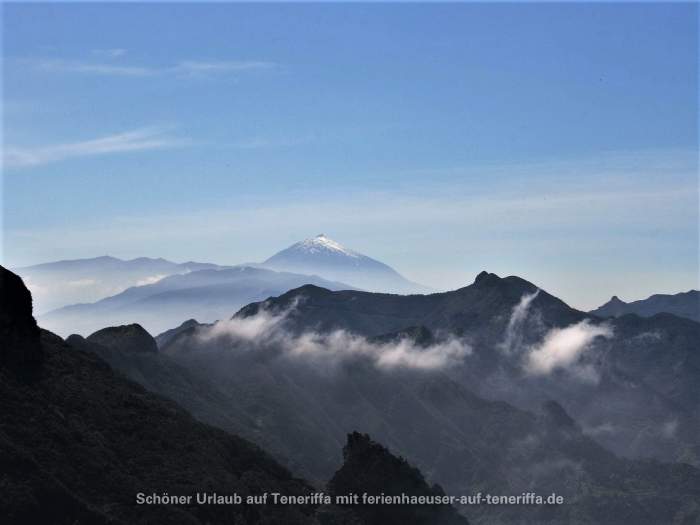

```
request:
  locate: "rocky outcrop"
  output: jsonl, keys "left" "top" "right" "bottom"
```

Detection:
{"left": 0, "top": 266, "right": 42, "bottom": 368}
{"left": 87, "top": 324, "right": 158, "bottom": 354}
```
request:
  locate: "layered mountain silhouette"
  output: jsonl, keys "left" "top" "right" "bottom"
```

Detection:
{"left": 0, "top": 266, "right": 316, "bottom": 524}
{"left": 81, "top": 271, "right": 700, "bottom": 523}
{"left": 590, "top": 290, "right": 700, "bottom": 322}
{"left": 321, "top": 432, "right": 469, "bottom": 525}
{"left": 39, "top": 266, "right": 354, "bottom": 336}
{"left": 1, "top": 266, "right": 470, "bottom": 524}
{"left": 15, "top": 256, "right": 224, "bottom": 314}
{"left": 262, "top": 234, "right": 430, "bottom": 294}
{"left": 230, "top": 272, "right": 700, "bottom": 467}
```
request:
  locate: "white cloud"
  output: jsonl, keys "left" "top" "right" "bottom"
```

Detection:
{"left": 4, "top": 127, "right": 187, "bottom": 169}
{"left": 91, "top": 48, "right": 127, "bottom": 58}
{"left": 196, "top": 302, "right": 471, "bottom": 371}
{"left": 499, "top": 290, "right": 540, "bottom": 354}
{"left": 135, "top": 274, "right": 168, "bottom": 287}
{"left": 34, "top": 59, "right": 153, "bottom": 77}
{"left": 525, "top": 320, "right": 613, "bottom": 380}
{"left": 27, "top": 58, "right": 276, "bottom": 77}
{"left": 661, "top": 419, "right": 678, "bottom": 439}
{"left": 174, "top": 60, "right": 276, "bottom": 75}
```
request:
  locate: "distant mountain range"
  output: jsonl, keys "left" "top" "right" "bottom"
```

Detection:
{"left": 590, "top": 290, "right": 699, "bottom": 322}
{"left": 16, "top": 236, "right": 429, "bottom": 320}
{"left": 39, "top": 266, "right": 354, "bottom": 337}
{"left": 262, "top": 234, "right": 431, "bottom": 294}
{"left": 18, "top": 235, "right": 432, "bottom": 336}
{"left": 15, "top": 255, "right": 224, "bottom": 314}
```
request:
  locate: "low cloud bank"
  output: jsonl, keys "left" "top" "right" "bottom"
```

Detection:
{"left": 525, "top": 320, "right": 613, "bottom": 380}
{"left": 500, "top": 291, "right": 614, "bottom": 382}
{"left": 197, "top": 305, "right": 471, "bottom": 371}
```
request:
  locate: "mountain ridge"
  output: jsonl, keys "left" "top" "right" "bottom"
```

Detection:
{"left": 590, "top": 289, "right": 700, "bottom": 322}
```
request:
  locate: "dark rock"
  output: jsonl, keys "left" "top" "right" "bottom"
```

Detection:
{"left": 327, "top": 432, "right": 469, "bottom": 525}
{"left": 87, "top": 324, "right": 158, "bottom": 354}
{"left": 0, "top": 266, "right": 42, "bottom": 368}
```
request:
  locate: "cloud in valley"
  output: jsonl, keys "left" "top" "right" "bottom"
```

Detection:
{"left": 499, "top": 289, "right": 540, "bottom": 354}
{"left": 196, "top": 303, "right": 471, "bottom": 371}
{"left": 525, "top": 320, "right": 613, "bottom": 380}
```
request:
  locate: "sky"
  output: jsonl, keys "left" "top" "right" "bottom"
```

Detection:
{"left": 2, "top": 2, "right": 698, "bottom": 310}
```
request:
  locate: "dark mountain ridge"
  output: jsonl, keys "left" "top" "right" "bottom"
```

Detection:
{"left": 2, "top": 265, "right": 472, "bottom": 524}
{"left": 591, "top": 289, "right": 700, "bottom": 322}
{"left": 0, "top": 266, "right": 317, "bottom": 524}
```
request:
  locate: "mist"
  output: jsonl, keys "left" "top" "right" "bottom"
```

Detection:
{"left": 195, "top": 303, "right": 472, "bottom": 371}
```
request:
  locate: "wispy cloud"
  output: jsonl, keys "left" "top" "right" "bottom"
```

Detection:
{"left": 174, "top": 60, "right": 276, "bottom": 76}
{"left": 27, "top": 58, "right": 276, "bottom": 78}
{"left": 91, "top": 48, "right": 127, "bottom": 58}
{"left": 525, "top": 320, "right": 613, "bottom": 381}
{"left": 499, "top": 290, "right": 540, "bottom": 354}
{"left": 195, "top": 302, "right": 471, "bottom": 371}
{"left": 35, "top": 59, "right": 153, "bottom": 77}
{"left": 4, "top": 127, "right": 187, "bottom": 169}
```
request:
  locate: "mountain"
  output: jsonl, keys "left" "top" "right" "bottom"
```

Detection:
{"left": 220, "top": 271, "right": 700, "bottom": 468}
{"left": 2, "top": 265, "right": 479, "bottom": 525}
{"left": 39, "top": 266, "right": 355, "bottom": 337}
{"left": 320, "top": 432, "right": 469, "bottom": 525}
{"left": 14, "top": 255, "right": 224, "bottom": 314}
{"left": 0, "top": 266, "right": 318, "bottom": 525}
{"left": 262, "top": 234, "right": 430, "bottom": 294}
{"left": 121, "top": 277, "right": 699, "bottom": 523}
{"left": 590, "top": 290, "right": 700, "bottom": 322}
{"left": 78, "top": 318, "right": 700, "bottom": 524}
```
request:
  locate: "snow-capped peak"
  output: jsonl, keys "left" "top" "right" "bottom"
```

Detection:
{"left": 296, "top": 234, "right": 360, "bottom": 258}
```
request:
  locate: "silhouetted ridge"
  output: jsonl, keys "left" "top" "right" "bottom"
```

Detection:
{"left": 87, "top": 324, "right": 157, "bottom": 354}
{"left": 473, "top": 270, "right": 500, "bottom": 286}
{"left": 154, "top": 318, "right": 201, "bottom": 348}
{"left": 590, "top": 290, "right": 700, "bottom": 322}
{"left": 0, "top": 266, "right": 42, "bottom": 368}
{"left": 326, "top": 432, "right": 469, "bottom": 525}
{"left": 0, "top": 271, "right": 318, "bottom": 524}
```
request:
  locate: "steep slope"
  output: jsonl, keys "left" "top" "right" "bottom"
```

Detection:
{"left": 0, "top": 266, "right": 318, "bottom": 525}
{"left": 200, "top": 272, "right": 700, "bottom": 467}
{"left": 321, "top": 432, "right": 469, "bottom": 525}
{"left": 154, "top": 311, "right": 700, "bottom": 524}
{"left": 39, "top": 266, "right": 355, "bottom": 336}
{"left": 262, "top": 234, "right": 429, "bottom": 294}
{"left": 591, "top": 290, "right": 700, "bottom": 322}
{"left": 15, "top": 255, "right": 223, "bottom": 314}
{"left": 236, "top": 271, "right": 585, "bottom": 340}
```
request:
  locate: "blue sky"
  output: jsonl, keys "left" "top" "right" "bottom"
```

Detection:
{"left": 2, "top": 2, "right": 698, "bottom": 309}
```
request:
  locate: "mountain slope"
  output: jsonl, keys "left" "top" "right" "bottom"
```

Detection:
{"left": 262, "top": 234, "right": 430, "bottom": 294}
{"left": 39, "top": 266, "right": 355, "bottom": 336}
{"left": 590, "top": 290, "right": 700, "bottom": 322}
{"left": 322, "top": 432, "right": 469, "bottom": 525}
{"left": 15, "top": 256, "right": 224, "bottom": 314}
{"left": 225, "top": 272, "right": 700, "bottom": 467}
{"left": 152, "top": 300, "right": 700, "bottom": 524}
{"left": 0, "top": 266, "right": 317, "bottom": 525}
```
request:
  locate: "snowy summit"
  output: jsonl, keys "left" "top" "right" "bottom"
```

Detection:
{"left": 295, "top": 234, "right": 360, "bottom": 258}
{"left": 262, "top": 234, "right": 430, "bottom": 294}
